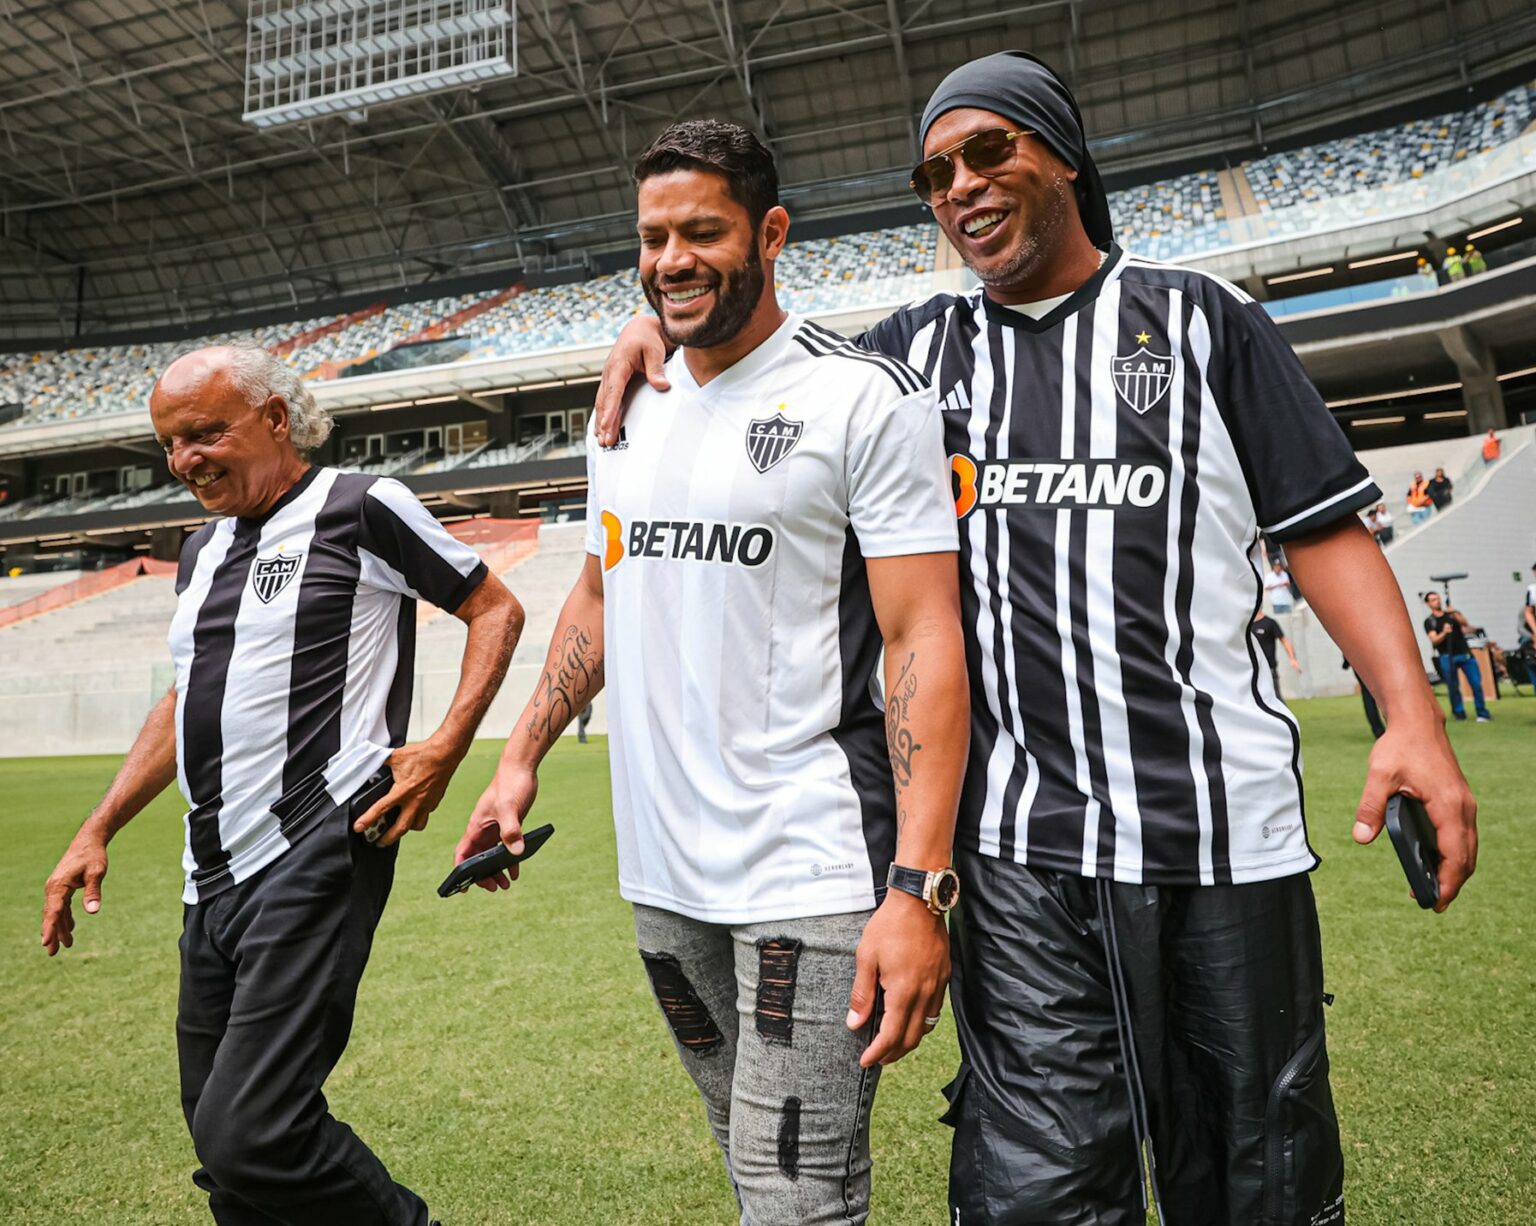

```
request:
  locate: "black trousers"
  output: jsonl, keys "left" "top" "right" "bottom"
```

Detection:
{"left": 945, "top": 850, "right": 1344, "bottom": 1226}
{"left": 177, "top": 806, "right": 430, "bottom": 1225}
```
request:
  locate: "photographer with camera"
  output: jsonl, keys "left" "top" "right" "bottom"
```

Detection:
{"left": 1423, "top": 590, "right": 1492, "bottom": 722}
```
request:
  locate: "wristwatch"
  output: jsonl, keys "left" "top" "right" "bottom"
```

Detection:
{"left": 886, "top": 863, "right": 961, "bottom": 914}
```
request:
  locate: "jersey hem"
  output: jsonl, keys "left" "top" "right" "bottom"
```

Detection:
{"left": 953, "top": 837, "right": 1320, "bottom": 887}
{"left": 181, "top": 794, "right": 339, "bottom": 904}
{"left": 618, "top": 881, "right": 879, "bottom": 925}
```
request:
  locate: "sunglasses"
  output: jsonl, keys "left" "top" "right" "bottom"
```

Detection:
{"left": 910, "top": 128, "right": 1033, "bottom": 205}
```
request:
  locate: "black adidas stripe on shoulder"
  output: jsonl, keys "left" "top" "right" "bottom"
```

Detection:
{"left": 793, "top": 320, "right": 928, "bottom": 395}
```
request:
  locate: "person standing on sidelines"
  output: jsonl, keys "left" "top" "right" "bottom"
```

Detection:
{"left": 459, "top": 121, "right": 968, "bottom": 1225}
{"left": 1423, "top": 591, "right": 1492, "bottom": 722}
{"left": 41, "top": 342, "right": 523, "bottom": 1226}
{"left": 1252, "top": 608, "right": 1302, "bottom": 698}
{"left": 594, "top": 53, "right": 1478, "bottom": 1226}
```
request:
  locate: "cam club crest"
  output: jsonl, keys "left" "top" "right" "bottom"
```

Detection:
{"left": 745, "top": 409, "right": 803, "bottom": 474}
{"left": 1111, "top": 335, "right": 1174, "bottom": 415}
{"left": 251, "top": 551, "right": 303, "bottom": 604}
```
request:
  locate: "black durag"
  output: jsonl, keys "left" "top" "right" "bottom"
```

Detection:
{"left": 919, "top": 51, "right": 1113, "bottom": 249}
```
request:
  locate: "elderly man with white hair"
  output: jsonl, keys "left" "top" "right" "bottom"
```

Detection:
{"left": 41, "top": 340, "right": 523, "bottom": 1225}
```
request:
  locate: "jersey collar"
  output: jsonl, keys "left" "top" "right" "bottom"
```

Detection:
{"left": 666, "top": 310, "right": 802, "bottom": 400}
{"left": 978, "top": 242, "right": 1127, "bottom": 334}
{"left": 237, "top": 463, "right": 319, "bottom": 529}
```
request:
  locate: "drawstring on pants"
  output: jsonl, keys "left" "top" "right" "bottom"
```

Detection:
{"left": 1096, "top": 876, "right": 1167, "bottom": 1224}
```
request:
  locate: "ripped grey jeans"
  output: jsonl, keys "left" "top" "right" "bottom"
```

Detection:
{"left": 633, "top": 904, "right": 881, "bottom": 1226}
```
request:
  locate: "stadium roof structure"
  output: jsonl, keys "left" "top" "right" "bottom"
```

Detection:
{"left": 3, "top": 0, "right": 1536, "bottom": 339}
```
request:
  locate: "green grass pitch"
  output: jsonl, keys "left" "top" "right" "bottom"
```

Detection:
{"left": 3, "top": 695, "right": 1533, "bottom": 1223}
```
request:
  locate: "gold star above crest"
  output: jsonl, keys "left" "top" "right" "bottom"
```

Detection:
{"left": 1135, "top": 330, "right": 1151, "bottom": 344}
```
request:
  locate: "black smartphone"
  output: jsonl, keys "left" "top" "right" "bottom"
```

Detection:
{"left": 1385, "top": 793, "right": 1440, "bottom": 910}
{"left": 349, "top": 769, "right": 401, "bottom": 844}
{"left": 437, "top": 824, "right": 556, "bottom": 897}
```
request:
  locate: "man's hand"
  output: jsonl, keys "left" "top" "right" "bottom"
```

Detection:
{"left": 41, "top": 831, "right": 109, "bottom": 956}
{"left": 1289, "top": 657, "right": 1303, "bottom": 672}
{"left": 352, "top": 739, "right": 462, "bottom": 848}
{"left": 593, "top": 316, "right": 669, "bottom": 447}
{"left": 846, "top": 892, "right": 950, "bottom": 1068}
{"left": 454, "top": 763, "right": 538, "bottom": 892}
{"left": 1352, "top": 714, "right": 1478, "bottom": 911}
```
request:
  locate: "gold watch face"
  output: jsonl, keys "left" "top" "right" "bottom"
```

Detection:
{"left": 931, "top": 868, "right": 961, "bottom": 912}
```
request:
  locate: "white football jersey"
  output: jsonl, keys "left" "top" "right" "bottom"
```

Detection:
{"left": 585, "top": 312, "right": 957, "bottom": 923}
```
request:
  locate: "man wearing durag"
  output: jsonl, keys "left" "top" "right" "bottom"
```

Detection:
{"left": 596, "top": 51, "right": 1478, "bottom": 1226}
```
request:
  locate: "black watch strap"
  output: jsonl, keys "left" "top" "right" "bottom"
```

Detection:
{"left": 887, "top": 863, "right": 930, "bottom": 901}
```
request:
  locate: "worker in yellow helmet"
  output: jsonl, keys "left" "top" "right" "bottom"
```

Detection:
{"left": 1442, "top": 245, "right": 1466, "bottom": 280}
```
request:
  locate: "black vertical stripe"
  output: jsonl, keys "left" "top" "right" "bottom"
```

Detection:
{"left": 827, "top": 529, "right": 897, "bottom": 900}
{"left": 939, "top": 304, "right": 997, "bottom": 858}
{"left": 182, "top": 520, "right": 261, "bottom": 886}
{"left": 975, "top": 316, "right": 1027, "bottom": 859}
{"left": 1173, "top": 297, "right": 1233, "bottom": 883}
{"left": 996, "top": 314, "right": 1082, "bottom": 869}
{"left": 282, "top": 475, "right": 367, "bottom": 794}
{"left": 1112, "top": 284, "right": 1200, "bottom": 879}
{"left": 993, "top": 323, "right": 1059, "bottom": 860}
{"left": 386, "top": 597, "right": 416, "bottom": 747}
{"left": 920, "top": 309, "right": 948, "bottom": 381}
{"left": 175, "top": 524, "right": 215, "bottom": 595}
{"left": 1065, "top": 302, "right": 1115, "bottom": 873}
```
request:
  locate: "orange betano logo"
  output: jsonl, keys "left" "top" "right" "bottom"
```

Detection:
{"left": 950, "top": 454, "right": 978, "bottom": 519}
{"left": 601, "top": 510, "right": 625, "bottom": 571}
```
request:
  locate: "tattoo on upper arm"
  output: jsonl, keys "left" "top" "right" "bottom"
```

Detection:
{"left": 527, "top": 625, "right": 603, "bottom": 743}
{"left": 886, "top": 651, "right": 922, "bottom": 802}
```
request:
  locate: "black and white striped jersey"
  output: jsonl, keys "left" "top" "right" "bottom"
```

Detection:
{"left": 169, "top": 467, "right": 487, "bottom": 903}
{"left": 861, "top": 245, "right": 1380, "bottom": 886}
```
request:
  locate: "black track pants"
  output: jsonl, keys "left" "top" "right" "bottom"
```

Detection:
{"left": 945, "top": 849, "right": 1344, "bottom": 1226}
{"left": 176, "top": 807, "right": 430, "bottom": 1226}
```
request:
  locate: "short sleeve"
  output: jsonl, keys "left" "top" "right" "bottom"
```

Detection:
{"left": 847, "top": 385, "right": 959, "bottom": 558}
{"left": 583, "top": 426, "right": 603, "bottom": 558}
{"left": 357, "top": 478, "right": 487, "bottom": 612}
{"left": 1213, "top": 299, "right": 1381, "bottom": 541}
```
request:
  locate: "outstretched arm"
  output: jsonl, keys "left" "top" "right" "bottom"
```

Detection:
{"left": 42, "top": 687, "right": 178, "bottom": 955}
{"left": 1285, "top": 517, "right": 1477, "bottom": 910}
{"left": 847, "top": 551, "right": 969, "bottom": 1067}
{"left": 454, "top": 555, "right": 606, "bottom": 889}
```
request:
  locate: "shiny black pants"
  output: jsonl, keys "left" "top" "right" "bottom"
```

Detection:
{"left": 945, "top": 850, "right": 1344, "bottom": 1226}
{"left": 177, "top": 809, "right": 430, "bottom": 1225}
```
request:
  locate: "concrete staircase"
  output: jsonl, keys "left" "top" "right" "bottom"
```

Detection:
{"left": 1282, "top": 427, "right": 1536, "bottom": 698}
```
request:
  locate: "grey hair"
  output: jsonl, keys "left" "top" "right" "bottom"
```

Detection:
{"left": 220, "top": 338, "right": 333, "bottom": 455}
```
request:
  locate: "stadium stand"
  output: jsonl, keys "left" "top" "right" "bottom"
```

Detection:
{"left": 0, "top": 80, "right": 1531, "bottom": 439}
{"left": 0, "top": 519, "right": 579, "bottom": 756}
{"left": 1107, "top": 168, "right": 1231, "bottom": 262}
{"left": 1245, "top": 79, "right": 1536, "bottom": 231}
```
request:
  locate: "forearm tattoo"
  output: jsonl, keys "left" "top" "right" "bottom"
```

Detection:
{"left": 527, "top": 625, "right": 603, "bottom": 744}
{"left": 886, "top": 651, "right": 922, "bottom": 802}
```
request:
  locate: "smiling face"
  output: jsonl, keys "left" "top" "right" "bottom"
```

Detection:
{"left": 922, "top": 107, "right": 1082, "bottom": 292}
{"left": 150, "top": 350, "right": 305, "bottom": 519}
{"left": 637, "top": 170, "right": 782, "bottom": 350}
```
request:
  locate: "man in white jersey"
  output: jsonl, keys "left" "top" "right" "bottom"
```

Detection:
{"left": 595, "top": 55, "right": 1479, "bottom": 1226}
{"left": 456, "top": 120, "right": 969, "bottom": 1224}
{"left": 41, "top": 342, "right": 523, "bottom": 1225}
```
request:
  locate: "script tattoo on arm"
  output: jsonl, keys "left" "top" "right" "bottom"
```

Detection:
{"left": 526, "top": 624, "right": 604, "bottom": 746}
{"left": 886, "top": 652, "right": 923, "bottom": 827}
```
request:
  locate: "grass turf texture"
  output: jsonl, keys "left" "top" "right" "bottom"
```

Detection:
{"left": 2, "top": 695, "right": 1533, "bottom": 1224}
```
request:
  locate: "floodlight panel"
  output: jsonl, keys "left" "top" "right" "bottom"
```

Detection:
{"left": 242, "top": 0, "right": 518, "bottom": 129}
